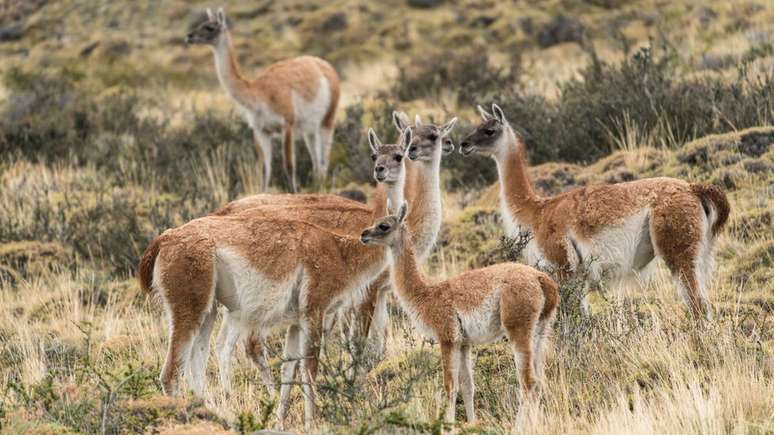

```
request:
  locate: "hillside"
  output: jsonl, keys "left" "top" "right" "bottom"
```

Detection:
{"left": 0, "top": 0, "right": 773, "bottom": 433}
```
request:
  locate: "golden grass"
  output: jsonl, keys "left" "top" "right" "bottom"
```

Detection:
{"left": 1, "top": 0, "right": 773, "bottom": 432}
{"left": 0, "top": 136, "right": 771, "bottom": 432}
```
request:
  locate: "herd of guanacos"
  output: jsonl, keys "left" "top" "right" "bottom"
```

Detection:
{"left": 137, "top": 8, "right": 731, "bottom": 428}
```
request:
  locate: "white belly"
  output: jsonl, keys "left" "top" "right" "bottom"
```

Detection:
{"left": 292, "top": 76, "right": 331, "bottom": 133}
{"left": 571, "top": 208, "right": 651, "bottom": 282}
{"left": 457, "top": 290, "right": 504, "bottom": 345}
{"left": 215, "top": 248, "right": 300, "bottom": 333}
{"left": 239, "top": 102, "right": 284, "bottom": 133}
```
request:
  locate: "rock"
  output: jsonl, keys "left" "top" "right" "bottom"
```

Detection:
{"left": 0, "top": 22, "right": 24, "bottom": 42}
{"left": 537, "top": 15, "right": 585, "bottom": 48}
{"left": 407, "top": 0, "right": 443, "bottom": 8}
{"left": 319, "top": 12, "right": 347, "bottom": 33}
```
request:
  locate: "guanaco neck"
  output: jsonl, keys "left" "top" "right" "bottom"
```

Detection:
{"left": 406, "top": 151, "right": 442, "bottom": 259}
{"left": 494, "top": 125, "right": 541, "bottom": 229}
{"left": 372, "top": 161, "right": 407, "bottom": 219}
{"left": 211, "top": 30, "right": 254, "bottom": 109}
{"left": 388, "top": 229, "right": 430, "bottom": 304}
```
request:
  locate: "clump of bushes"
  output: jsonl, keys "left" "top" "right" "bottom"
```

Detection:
{"left": 0, "top": 67, "right": 264, "bottom": 197}
{"left": 392, "top": 46, "right": 520, "bottom": 104}
{"left": 397, "top": 43, "right": 773, "bottom": 182}
{"left": 495, "top": 45, "right": 774, "bottom": 164}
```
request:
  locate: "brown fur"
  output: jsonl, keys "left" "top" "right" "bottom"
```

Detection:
{"left": 690, "top": 183, "right": 731, "bottom": 236}
{"left": 361, "top": 209, "right": 558, "bottom": 423}
{"left": 138, "top": 236, "right": 162, "bottom": 293}
{"left": 152, "top": 213, "right": 386, "bottom": 399}
{"left": 460, "top": 108, "right": 729, "bottom": 319}
{"left": 189, "top": 9, "right": 340, "bottom": 191}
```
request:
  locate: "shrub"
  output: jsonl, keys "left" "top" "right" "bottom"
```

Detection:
{"left": 486, "top": 44, "right": 774, "bottom": 165}
{"left": 392, "top": 47, "right": 520, "bottom": 105}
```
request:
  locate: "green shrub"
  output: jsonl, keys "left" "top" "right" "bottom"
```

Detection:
{"left": 486, "top": 45, "right": 774, "bottom": 165}
{"left": 392, "top": 46, "right": 520, "bottom": 104}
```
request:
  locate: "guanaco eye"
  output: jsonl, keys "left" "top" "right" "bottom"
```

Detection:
{"left": 394, "top": 154, "right": 403, "bottom": 162}
{"left": 485, "top": 128, "right": 495, "bottom": 136}
{"left": 370, "top": 154, "right": 377, "bottom": 161}
{"left": 205, "top": 25, "right": 216, "bottom": 31}
{"left": 378, "top": 223, "right": 390, "bottom": 231}
{"left": 428, "top": 133, "right": 438, "bottom": 142}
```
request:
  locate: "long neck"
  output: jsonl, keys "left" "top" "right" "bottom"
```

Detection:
{"left": 372, "top": 165, "right": 406, "bottom": 219}
{"left": 387, "top": 169, "right": 406, "bottom": 213}
{"left": 415, "top": 154, "right": 442, "bottom": 210}
{"left": 211, "top": 31, "right": 253, "bottom": 108}
{"left": 389, "top": 229, "right": 429, "bottom": 303}
{"left": 405, "top": 153, "right": 442, "bottom": 258}
{"left": 495, "top": 125, "right": 541, "bottom": 228}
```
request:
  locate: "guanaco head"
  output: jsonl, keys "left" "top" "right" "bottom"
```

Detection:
{"left": 394, "top": 112, "right": 457, "bottom": 162}
{"left": 185, "top": 8, "right": 227, "bottom": 45}
{"left": 360, "top": 201, "right": 409, "bottom": 247}
{"left": 369, "top": 127, "right": 411, "bottom": 184}
{"left": 459, "top": 103, "right": 514, "bottom": 157}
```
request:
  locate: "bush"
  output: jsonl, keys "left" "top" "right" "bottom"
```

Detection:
{"left": 487, "top": 44, "right": 774, "bottom": 165}
{"left": 392, "top": 47, "right": 520, "bottom": 105}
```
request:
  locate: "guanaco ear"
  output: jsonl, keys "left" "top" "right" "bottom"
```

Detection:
{"left": 414, "top": 114, "right": 423, "bottom": 127}
{"left": 477, "top": 105, "right": 494, "bottom": 121}
{"left": 206, "top": 8, "right": 216, "bottom": 22}
{"left": 392, "top": 111, "right": 409, "bottom": 132}
{"left": 367, "top": 128, "right": 382, "bottom": 153}
{"left": 440, "top": 117, "right": 457, "bottom": 137}
{"left": 399, "top": 126, "right": 413, "bottom": 151}
{"left": 442, "top": 138, "right": 455, "bottom": 154}
{"left": 216, "top": 7, "right": 227, "bottom": 27}
{"left": 491, "top": 104, "right": 506, "bottom": 124}
{"left": 397, "top": 201, "right": 409, "bottom": 223}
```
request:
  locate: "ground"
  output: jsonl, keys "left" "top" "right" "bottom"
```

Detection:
{"left": 0, "top": 0, "right": 772, "bottom": 433}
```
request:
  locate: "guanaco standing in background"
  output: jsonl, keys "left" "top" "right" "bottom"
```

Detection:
{"left": 186, "top": 8, "right": 340, "bottom": 192}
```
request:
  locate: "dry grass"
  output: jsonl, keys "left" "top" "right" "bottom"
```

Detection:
{"left": 1, "top": 134, "right": 771, "bottom": 432}
{"left": 1, "top": 0, "right": 773, "bottom": 433}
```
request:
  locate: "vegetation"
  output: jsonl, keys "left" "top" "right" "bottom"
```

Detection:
{"left": 0, "top": 0, "right": 772, "bottom": 433}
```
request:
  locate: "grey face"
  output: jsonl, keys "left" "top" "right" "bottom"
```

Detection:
{"left": 360, "top": 201, "right": 409, "bottom": 246}
{"left": 359, "top": 215, "right": 401, "bottom": 246}
{"left": 372, "top": 144, "right": 405, "bottom": 183}
{"left": 185, "top": 17, "right": 222, "bottom": 45}
{"left": 459, "top": 118, "right": 504, "bottom": 157}
{"left": 407, "top": 125, "right": 442, "bottom": 161}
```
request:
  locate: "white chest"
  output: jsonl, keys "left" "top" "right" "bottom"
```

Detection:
{"left": 414, "top": 200, "right": 443, "bottom": 261}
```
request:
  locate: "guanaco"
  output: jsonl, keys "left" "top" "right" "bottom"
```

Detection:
{"left": 360, "top": 201, "right": 559, "bottom": 423}
{"left": 210, "top": 127, "right": 412, "bottom": 396}
{"left": 186, "top": 8, "right": 340, "bottom": 191}
{"left": 459, "top": 104, "right": 730, "bottom": 319}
